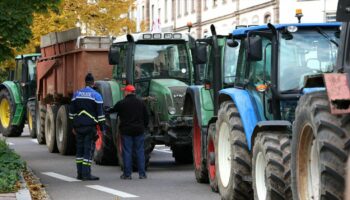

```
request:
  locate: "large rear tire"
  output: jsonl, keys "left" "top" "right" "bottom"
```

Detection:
{"left": 36, "top": 102, "right": 46, "bottom": 144}
{"left": 291, "top": 91, "right": 350, "bottom": 200}
{"left": 252, "top": 132, "right": 291, "bottom": 200}
{"left": 56, "top": 105, "right": 75, "bottom": 155}
{"left": 27, "top": 100, "right": 37, "bottom": 138}
{"left": 0, "top": 89, "right": 24, "bottom": 137}
{"left": 207, "top": 123, "right": 218, "bottom": 192}
{"left": 45, "top": 105, "right": 58, "bottom": 153}
{"left": 193, "top": 112, "right": 209, "bottom": 183}
{"left": 215, "top": 101, "right": 253, "bottom": 200}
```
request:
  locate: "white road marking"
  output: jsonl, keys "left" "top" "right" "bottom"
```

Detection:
{"left": 42, "top": 172, "right": 81, "bottom": 182}
{"left": 31, "top": 139, "right": 38, "bottom": 144}
{"left": 6, "top": 142, "right": 14, "bottom": 146}
{"left": 153, "top": 149, "right": 172, "bottom": 154}
{"left": 154, "top": 145, "right": 172, "bottom": 154}
{"left": 86, "top": 185, "right": 138, "bottom": 198}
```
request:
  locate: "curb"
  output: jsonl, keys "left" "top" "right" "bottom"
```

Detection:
{"left": 16, "top": 172, "right": 31, "bottom": 200}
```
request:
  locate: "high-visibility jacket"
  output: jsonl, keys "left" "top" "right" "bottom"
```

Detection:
{"left": 69, "top": 86, "right": 105, "bottom": 130}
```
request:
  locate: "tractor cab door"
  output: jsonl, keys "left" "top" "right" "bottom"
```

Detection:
{"left": 245, "top": 32, "right": 274, "bottom": 121}
{"left": 110, "top": 43, "right": 129, "bottom": 89}
{"left": 14, "top": 58, "right": 28, "bottom": 100}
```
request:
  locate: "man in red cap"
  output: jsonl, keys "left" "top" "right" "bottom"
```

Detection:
{"left": 108, "top": 84, "right": 149, "bottom": 179}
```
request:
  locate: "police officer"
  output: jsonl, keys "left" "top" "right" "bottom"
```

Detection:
{"left": 108, "top": 84, "right": 149, "bottom": 179}
{"left": 69, "top": 73, "right": 105, "bottom": 181}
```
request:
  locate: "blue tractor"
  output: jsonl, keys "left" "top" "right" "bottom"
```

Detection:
{"left": 210, "top": 23, "right": 341, "bottom": 200}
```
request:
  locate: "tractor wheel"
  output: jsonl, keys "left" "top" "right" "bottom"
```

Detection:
{"left": 215, "top": 101, "right": 252, "bottom": 200}
{"left": 0, "top": 89, "right": 24, "bottom": 137}
{"left": 45, "top": 105, "right": 58, "bottom": 153}
{"left": 173, "top": 144, "right": 193, "bottom": 164}
{"left": 56, "top": 105, "right": 75, "bottom": 155}
{"left": 193, "top": 112, "right": 209, "bottom": 183}
{"left": 291, "top": 91, "right": 350, "bottom": 200}
{"left": 207, "top": 123, "right": 218, "bottom": 192}
{"left": 36, "top": 102, "right": 46, "bottom": 144}
{"left": 27, "top": 100, "right": 37, "bottom": 138}
{"left": 94, "top": 117, "right": 118, "bottom": 165}
{"left": 252, "top": 132, "right": 291, "bottom": 200}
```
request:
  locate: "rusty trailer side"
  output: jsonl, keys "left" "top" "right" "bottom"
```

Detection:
{"left": 36, "top": 28, "right": 112, "bottom": 104}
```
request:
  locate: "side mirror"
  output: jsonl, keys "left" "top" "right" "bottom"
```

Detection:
{"left": 193, "top": 43, "right": 207, "bottom": 64}
{"left": 246, "top": 35, "right": 262, "bottom": 61}
{"left": 336, "top": 0, "right": 350, "bottom": 22}
{"left": 108, "top": 45, "right": 120, "bottom": 65}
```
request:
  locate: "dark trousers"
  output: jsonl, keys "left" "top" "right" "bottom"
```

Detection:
{"left": 122, "top": 134, "right": 146, "bottom": 177}
{"left": 76, "top": 126, "right": 96, "bottom": 177}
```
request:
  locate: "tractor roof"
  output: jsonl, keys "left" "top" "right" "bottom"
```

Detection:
{"left": 113, "top": 32, "right": 190, "bottom": 44}
{"left": 15, "top": 53, "right": 41, "bottom": 60}
{"left": 232, "top": 22, "right": 341, "bottom": 37}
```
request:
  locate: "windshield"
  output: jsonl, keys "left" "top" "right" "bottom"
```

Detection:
{"left": 134, "top": 43, "right": 190, "bottom": 81}
{"left": 27, "top": 59, "right": 36, "bottom": 81}
{"left": 279, "top": 28, "right": 340, "bottom": 91}
{"left": 224, "top": 41, "right": 240, "bottom": 84}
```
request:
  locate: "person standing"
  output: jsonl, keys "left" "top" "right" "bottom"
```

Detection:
{"left": 69, "top": 73, "right": 105, "bottom": 181}
{"left": 108, "top": 84, "right": 149, "bottom": 179}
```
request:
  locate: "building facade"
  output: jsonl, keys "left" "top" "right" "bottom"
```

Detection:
{"left": 135, "top": 0, "right": 338, "bottom": 38}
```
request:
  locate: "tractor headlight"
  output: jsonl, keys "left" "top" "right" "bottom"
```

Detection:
{"left": 168, "top": 106, "right": 176, "bottom": 115}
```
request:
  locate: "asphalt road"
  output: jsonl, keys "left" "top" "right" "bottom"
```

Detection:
{"left": 4, "top": 126, "right": 221, "bottom": 200}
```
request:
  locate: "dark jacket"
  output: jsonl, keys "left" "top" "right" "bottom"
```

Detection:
{"left": 69, "top": 86, "right": 105, "bottom": 130}
{"left": 110, "top": 94, "right": 149, "bottom": 136}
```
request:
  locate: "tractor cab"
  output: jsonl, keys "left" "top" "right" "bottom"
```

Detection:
{"left": 233, "top": 23, "right": 341, "bottom": 122}
{"left": 10, "top": 54, "right": 40, "bottom": 101}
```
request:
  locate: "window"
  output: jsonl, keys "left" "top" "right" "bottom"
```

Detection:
{"left": 15, "top": 60, "right": 23, "bottom": 81}
{"left": 191, "top": 0, "right": 195, "bottom": 13}
{"left": 172, "top": 0, "right": 175, "bottom": 20}
{"left": 165, "top": 0, "right": 168, "bottom": 22}
{"left": 326, "top": 13, "right": 336, "bottom": 22}
{"left": 252, "top": 15, "right": 259, "bottom": 25}
{"left": 142, "top": 6, "right": 145, "bottom": 20}
{"left": 177, "top": 0, "right": 181, "bottom": 17}
{"left": 224, "top": 41, "right": 240, "bottom": 84}
{"left": 223, "top": 0, "right": 227, "bottom": 4}
{"left": 184, "top": 0, "right": 188, "bottom": 15}
{"left": 264, "top": 14, "right": 271, "bottom": 24}
{"left": 114, "top": 44, "right": 128, "bottom": 80}
{"left": 213, "top": 0, "right": 218, "bottom": 7}
{"left": 152, "top": 4, "right": 154, "bottom": 23}
{"left": 204, "top": 0, "right": 207, "bottom": 10}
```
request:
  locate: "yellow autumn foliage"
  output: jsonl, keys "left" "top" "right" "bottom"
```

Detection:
{"left": 20, "top": 0, "right": 136, "bottom": 54}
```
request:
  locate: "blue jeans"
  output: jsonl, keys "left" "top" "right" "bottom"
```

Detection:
{"left": 76, "top": 126, "right": 96, "bottom": 177}
{"left": 122, "top": 134, "right": 146, "bottom": 177}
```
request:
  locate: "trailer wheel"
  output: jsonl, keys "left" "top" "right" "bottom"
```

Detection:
{"left": 193, "top": 112, "right": 209, "bottom": 183}
{"left": 252, "top": 132, "right": 291, "bottom": 200}
{"left": 291, "top": 91, "right": 350, "bottom": 200}
{"left": 94, "top": 116, "right": 118, "bottom": 165}
{"left": 215, "top": 101, "right": 252, "bottom": 200}
{"left": 56, "top": 105, "right": 75, "bottom": 155}
{"left": 27, "top": 101, "right": 37, "bottom": 138}
{"left": 207, "top": 123, "right": 218, "bottom": 192}
{"left": 36, "top": 102, "right": 46, "bottom": 144}
{"left": 0, "top": 89, "right": 24, "bottom": 137}
{"left": 45, "top": 105, "right": 58, "bottom": 153}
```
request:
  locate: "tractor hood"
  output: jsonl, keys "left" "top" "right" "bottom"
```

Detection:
{"left": 149, "top": 79, "right": 188, "bottom": 119}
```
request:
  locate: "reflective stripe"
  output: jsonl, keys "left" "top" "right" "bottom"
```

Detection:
{"left": 98, "top": 118, "right": 105, "bottom": 122}
{"left": 77, "top": 110, "right": 98, "bottom": 123}
{"left": 72, "top": 96, "right": 103, "bottom": 104}
{"left": 97, "top": 115, "right": 105, "bottom": 119}
{"left": 76, "top": 158, "right": 83, "bottom": 164}
{"left": 82, "top": 162, "right": 91, "bottom": 166}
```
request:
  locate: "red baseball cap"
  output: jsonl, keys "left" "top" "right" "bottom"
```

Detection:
{"left": 122, "top": 84, "right": 136, "bottom": 92}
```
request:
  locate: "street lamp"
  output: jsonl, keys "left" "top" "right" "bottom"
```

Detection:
{"left": 295, "top": 9, "right": 303, "bottom": 23}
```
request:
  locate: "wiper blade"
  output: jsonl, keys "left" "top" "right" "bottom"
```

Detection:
{"left": 315, "top": 27, "right": 339, "bottom": 47}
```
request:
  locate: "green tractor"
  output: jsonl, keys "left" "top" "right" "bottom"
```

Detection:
{"left": 0, "top": 54, "right": 40, "bottom": 137}
{"left": 182, "top": 27, "right": 240, "bottom": 191}
{"left": 94, "top": 32, "right": 198, "bottom": 166}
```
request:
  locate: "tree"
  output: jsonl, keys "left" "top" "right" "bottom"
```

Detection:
{"left": 22, "top": 0, "right": 136, "bottom": 53}
{"left": 0, "top": 0, "right": 60, "bottom": 63}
